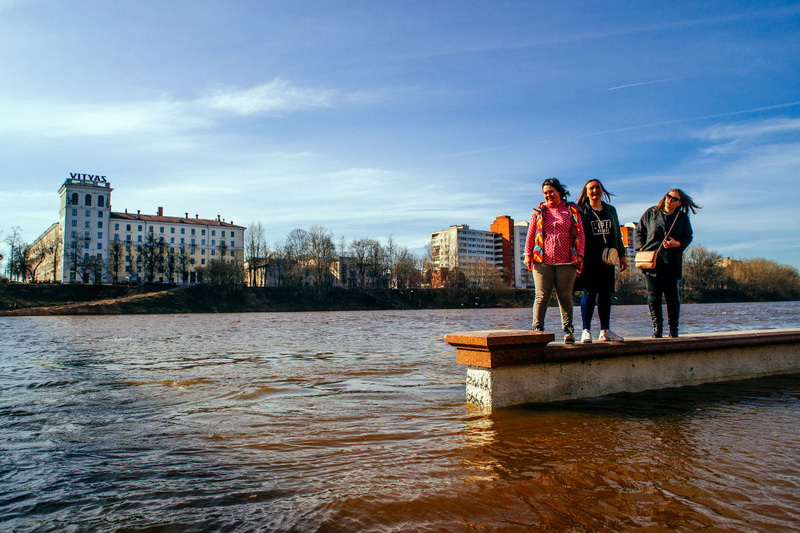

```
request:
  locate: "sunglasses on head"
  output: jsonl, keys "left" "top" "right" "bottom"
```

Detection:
{"left": 666, "top": 194, "right": 680, "bottom": 202}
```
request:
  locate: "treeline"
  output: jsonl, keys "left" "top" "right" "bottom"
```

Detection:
{"left": 614, "top": 245, "right": 800, "bottom": 302}
{"left": 243, "top": 222, "right": 426, "bottom": 290}
{"left": 3, "top": 223, "right": 800, "bottom": 302}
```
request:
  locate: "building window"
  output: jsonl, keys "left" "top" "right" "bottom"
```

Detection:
{"left": 85, "top": 194, "right": 92, "bottom": 206}
{"left": 180, "top": 228, "right": 185, "bottom": 234}
{"left": 138, "top": 235, "right": 142, "bottom": 242}
{"left": 160, "top": 227, "right": 164, "bottom": 233}
{"left": 98, "top": 195, "right": 105, "bottom": 207}
{"left": 71, "top": 192, "right": 78, "bottom": 205}
{"left": 97, "top": 243, "right": 102, "bottom": 250}
{"left": 71, "top": 220, "right": 77, "bottom": 227}
{"left": 114, "top": 223, "right": 119, "bottom": 230}
{"left": 180, "top": 238, "right": 185, "bottom": 244}
{"left": 201, "top": 239, "right": 205, "bottom": 245}
{"left": 201, "top": 249, "right": 205, "bottom": 255}
{"left": 138, "top": 225, "right": 142, "bottom": 231}
{"left": 98, "top": 232, "right": 103, "bottom": 239}
{"left": 230, "top": 241, "right": 234, "bottom": 247}
{"left": 85, "top": 210, "right": 90, "bottom": 217}
{"left": 72, "top": 209, "right": 77, "bottom": 216}
{"left": 211, "top": 239, "right": 216, "bottom": 246}
{"left": 211, "top": 230, "right": 216, "bottom": 236}
{"left": 221, "top": 230, "right": 226, "bottom": 237}
{"left": 211, "top": 249, "right": 216, "bottom": 256}
{"left": 201, "top": 229, "right": 206, "bottom": 236}
{"left": 126, "top": 224, "right": 131, "bottom": 231}
{"left": 114, "top": 234, "right": 119, "bottom": 240}
{"left": 170, "top": 237, "right": 175, "bottom": 243}
{"left": 201, "top": 259, "right": 206, "bottom": 265}
{"left": 98, "top": 221, "right": 103, "bottom": 228}
{"left": 98, "top": 211, "right": 103, "bottom": 218}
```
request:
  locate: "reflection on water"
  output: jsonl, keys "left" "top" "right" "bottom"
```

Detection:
{"left": 0, "top": 302, "right": 798, "bottom": 531}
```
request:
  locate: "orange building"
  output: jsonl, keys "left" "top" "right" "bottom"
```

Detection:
{"left": 490, "top": 215, "right": 515, "bottom": 286}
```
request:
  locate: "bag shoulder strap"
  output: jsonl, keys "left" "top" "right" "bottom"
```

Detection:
{"left": 656, "top": 211, "right": 681, "bottom": 254}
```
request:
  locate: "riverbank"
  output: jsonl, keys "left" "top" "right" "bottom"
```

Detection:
{"left": 0, "top": 283, "right": 538, "bottom": 315}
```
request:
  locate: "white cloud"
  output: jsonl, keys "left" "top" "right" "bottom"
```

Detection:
{"left": 0, "top": 79, "right": 340, "bottom": 142}
{"left": 199, "top": 79, "right": 336, "bottom": 115}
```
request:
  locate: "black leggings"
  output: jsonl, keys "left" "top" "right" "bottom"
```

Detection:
{"left": 645, "top": 273, "right": 680, "bottom": 328}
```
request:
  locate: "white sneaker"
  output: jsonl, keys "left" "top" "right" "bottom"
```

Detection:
{"left": 598, "top": 329, "right": 624, "bottom": 342}
{"left": 580, "top": 329, "right": 592, "bottom": 344}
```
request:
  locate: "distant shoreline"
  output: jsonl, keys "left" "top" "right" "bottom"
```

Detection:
{"left": 0, "top": 284, "right": 538, "bottom": 316}
{"left": 1, "top": 283, "right": 794, "bottom": 316}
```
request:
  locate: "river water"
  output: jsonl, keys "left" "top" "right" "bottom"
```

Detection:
{"left": 1, "top": 301, "right": 799, "bottom": 532}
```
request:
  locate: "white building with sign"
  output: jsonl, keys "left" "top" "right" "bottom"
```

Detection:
{"left": 30, "top": 174, "right": 245, "bottom": 284}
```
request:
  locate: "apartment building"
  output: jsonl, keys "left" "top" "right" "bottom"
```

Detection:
{"left": 30, "top": 174, "right": 245, "bottom": 284}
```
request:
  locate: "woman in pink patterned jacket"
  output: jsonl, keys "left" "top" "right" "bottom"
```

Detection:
{"left": 523, "top": 178, "right": 585, "bottom": 344}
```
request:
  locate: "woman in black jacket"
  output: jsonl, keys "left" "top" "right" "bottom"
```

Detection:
{"left": 635, "top": 189, "right": 700, "bottom": 337}
{"left": 575, "top": 179, "right": 628, "bottom": 343}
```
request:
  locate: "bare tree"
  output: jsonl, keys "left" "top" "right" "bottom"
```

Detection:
{"left": 84, "top": 255, "right": 105, "bottom": 284}
{"left": 245, "top": 221, "right": 269, "bottom": 287}
{"left": 3, "top": 227, "right": 29, "bottom": 281}
{"left": 281, "top": 228, "right": 311, "bottom": 286}
{"left": 164, "top": 247, "right": 177, "bottom": 284}
{"left": 44, "top": 228, "right": 62, "bottom": 282}
{"left": 177, "top": 245, "right": 190, "bottom": 284}
{"left": 108, "top": 237, "right": 124, "bottom": 283}
{"left": 683, "top": 245, "right": 727, "bottom": 300}
{"left": 392, "top": 246, "right": 421, "bottom": 288}
{"left": 349, "top": 237, "right": 376, "bottom": 288}
{"left": 140, "top": 233, "right": 166, "bottom": 282}
{"left": 461, "top": 259, "right": 503, "bottom": 289}
{"left": 308, "top": 224, "right": 336, "bottom": 291}
{"left": 23, "top": 241, "right": 47, "bottom": 282}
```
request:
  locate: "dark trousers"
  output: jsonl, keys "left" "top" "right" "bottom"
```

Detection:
{"left": 644, "top": 273, "right": 680, "bottom": 332}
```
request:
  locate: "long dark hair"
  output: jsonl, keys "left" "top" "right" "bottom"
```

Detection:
{"left": 655, "top": 188, "right": 702, "bottom": 214}
{"left": 576, "top": 179, "right": 613, "bottom": 206}
{"left": 541, "top": 178, "right": 569, "bottom": 200}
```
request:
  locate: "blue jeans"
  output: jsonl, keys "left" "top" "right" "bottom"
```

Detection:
{"left": 580, "top": 290, "right": 611, "bottom": 331}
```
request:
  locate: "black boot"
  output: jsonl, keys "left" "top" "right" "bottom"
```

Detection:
{"left": 667, "top": 299, "right": 680, "bottom": 338}
{"left": 649, "top": 304, "right": 663, "bottom": 338}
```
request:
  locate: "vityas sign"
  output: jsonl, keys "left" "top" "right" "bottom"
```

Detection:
{"left": 70, "top": 172, "right": 107, "bottom": 182}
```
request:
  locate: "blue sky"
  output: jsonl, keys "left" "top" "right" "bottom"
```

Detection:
{"left": 2, "top": 0, "right": 799, "bottom": 268}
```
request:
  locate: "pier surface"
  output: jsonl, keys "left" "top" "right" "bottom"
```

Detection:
{"left": 444, "top": 329, "right": 800, "bottom": 409}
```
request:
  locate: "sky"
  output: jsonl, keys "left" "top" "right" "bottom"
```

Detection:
{"left": 1, "top": 0, "right": 799, "bottom": 269}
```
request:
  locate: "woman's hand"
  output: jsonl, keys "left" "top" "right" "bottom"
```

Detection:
{"left": 619, "top": 255, "right": 628, "bottom": 272}
{"left": 523, "top": 255, "right": 532, "bottom": 269}
{"left": 663, "top": 237, "right": 680, "bottom": 249}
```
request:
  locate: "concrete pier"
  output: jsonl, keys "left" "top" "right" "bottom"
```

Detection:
{"left": 444, "top": 329, "right": 800, "bottom": 409}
